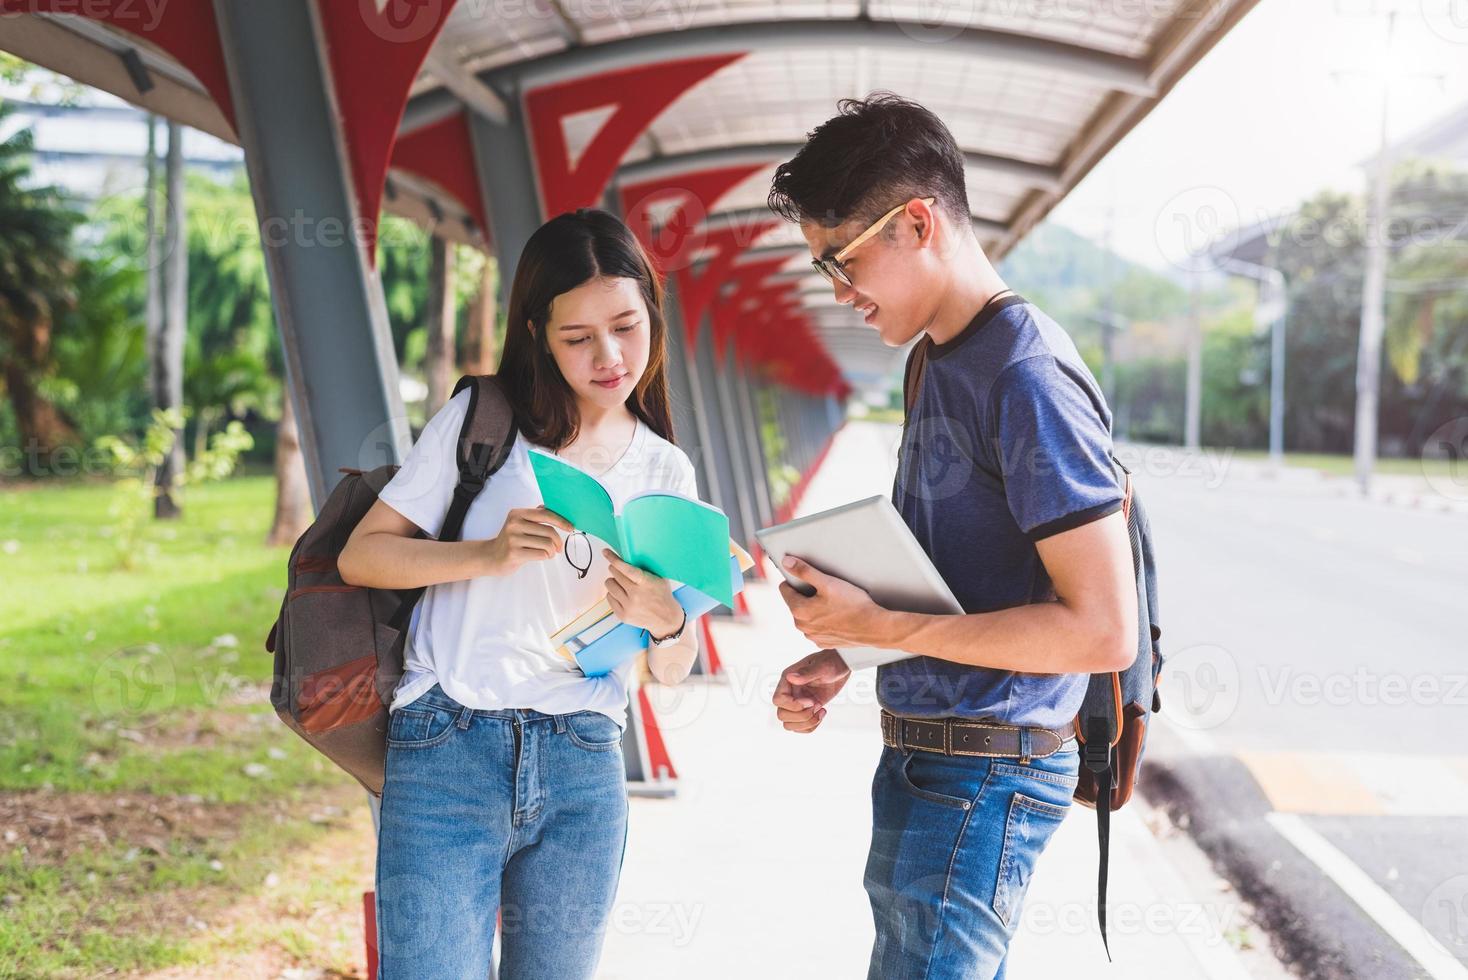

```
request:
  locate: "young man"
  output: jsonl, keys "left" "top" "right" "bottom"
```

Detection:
{"left": 765, "top": 93, "right": 1137, "bottom": 979}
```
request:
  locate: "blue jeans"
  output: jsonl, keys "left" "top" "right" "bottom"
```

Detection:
{"left": 374, "top": 683, "right": 629, "bottom": 979}
{"left": 864, "top": 740, "right": 1080, "bottom": 980}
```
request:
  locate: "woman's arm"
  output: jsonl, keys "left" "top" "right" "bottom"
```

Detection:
{"left": 338, "top": 500, "right": 571, "bottom": 590}
{"left": 602, "top": 549, "right": 698, "bottom": 686}
{"left": 646, "top": 620, "right": 698, "bottom": 686}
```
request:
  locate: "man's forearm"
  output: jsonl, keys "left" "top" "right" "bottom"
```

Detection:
{"left": 873, "top": 601, "right": 1128, "bottom": 674}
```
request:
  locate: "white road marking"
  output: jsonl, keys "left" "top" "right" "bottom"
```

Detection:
{"left": 1266, "top": 812, "right": 1468, "bottom": 980}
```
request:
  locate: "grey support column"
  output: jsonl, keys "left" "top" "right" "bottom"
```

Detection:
{"left": 467, "top": 96, "right": 544, "bottom": 299}
{"left": 711, "top": 336, "right": 759, "bottom": 552}
{"left": 733, "top": 364, "right": 773, "bottom": 531}
{"left": 660, "top": 286, "right": 712, "bottom": 502}
{"left": 691, "top": 317, "right": 749, "bottom": 563}
{"left": 676, "top": 315, "right": 732, "bottom": 618}
{"left": 795, "top": 393, "right": 810, "bottom": 472}
{"left": 213, "top": 0, "right": 409, "bottom": 508}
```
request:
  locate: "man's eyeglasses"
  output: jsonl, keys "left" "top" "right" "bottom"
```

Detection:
{"left": 810, "top": 197, "right": 935, "bottom": 288}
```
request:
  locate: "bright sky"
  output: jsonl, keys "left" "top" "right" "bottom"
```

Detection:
{"left": 1050, "top": 0, "right": 1468, "bottom": 274}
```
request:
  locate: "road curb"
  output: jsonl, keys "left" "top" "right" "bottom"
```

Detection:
{"left": 1140, "top": 729, "right": 1431, "bottom": 980}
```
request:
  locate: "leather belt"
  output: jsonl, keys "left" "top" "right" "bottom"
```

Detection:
{"left": 880, "top": 709, "right": 1076, "bottom": 762}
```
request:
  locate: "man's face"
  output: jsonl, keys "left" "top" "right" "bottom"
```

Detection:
{"left": 800, "top": 200, "right": 941, "bottom": 348}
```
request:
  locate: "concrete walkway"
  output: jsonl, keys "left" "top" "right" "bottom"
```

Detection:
{"left": 598, "top": 421, "right": 1287, "bottom": 979}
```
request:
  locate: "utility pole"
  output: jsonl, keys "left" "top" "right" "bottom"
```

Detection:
{"left": 155, "top": 121, "right": 187, "bottom": 520}
{"left": 1184, "top": 262, "right": 1202, "bottom": 451}
{"left": 1265, "top": 253, "right": 1287, "bottom": 467}
{"left": 1100, "top": 206, "right": 1117, "bottom": 408}
{"left": 143, "top": 114, "right": 161, "bottom": 403}
{"left": 1353, "top": 8, "right": 1396, "bottom": 495}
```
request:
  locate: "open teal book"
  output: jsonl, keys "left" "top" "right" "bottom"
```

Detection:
{"left": 527, "top": 448, "right": 735, "bottom": 608}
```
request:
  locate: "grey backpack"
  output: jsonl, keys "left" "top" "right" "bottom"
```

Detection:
{"left": 265, "top": 375, "right": 518, "bottom": 795}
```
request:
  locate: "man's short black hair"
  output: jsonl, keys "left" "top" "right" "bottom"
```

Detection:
{"left": 768, "top": 92, "right": 971, "bottom": 234}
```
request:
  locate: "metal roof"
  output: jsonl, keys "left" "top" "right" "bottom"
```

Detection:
{"left": 0, "top": 0, "right": 1262, "bottom": 391}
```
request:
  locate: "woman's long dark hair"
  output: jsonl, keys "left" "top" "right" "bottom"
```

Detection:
{"left": 498, "top": 208, "right": 676, "bottom": 452}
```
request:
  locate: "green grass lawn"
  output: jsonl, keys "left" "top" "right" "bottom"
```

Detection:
{"left": 0, "top": 474, "right": 369, "bottom": 978}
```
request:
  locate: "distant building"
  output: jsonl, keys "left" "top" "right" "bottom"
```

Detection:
{"left": 1362, "top": 98, "right": 1468, "bottom": 171}
{"left": 1217, "top": 99, "right": 1468, "bottom": 264}
{"left": 0, "top": 90, "right": 241, "bottom": 202}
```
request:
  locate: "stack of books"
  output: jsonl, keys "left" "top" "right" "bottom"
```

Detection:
{"left": 550, "top": 541, "right": 754, "bottom": 676}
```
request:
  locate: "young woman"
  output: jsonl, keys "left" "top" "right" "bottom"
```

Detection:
{"left": 338, "top": 208, "right": 702, "bottom": 978}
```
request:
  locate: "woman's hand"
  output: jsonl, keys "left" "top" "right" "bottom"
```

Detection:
{"left": 482, "top": 507, "right": 573, "bottom": 576}
{"left": 602, "top": 548, "right": 684, "bottom": 638}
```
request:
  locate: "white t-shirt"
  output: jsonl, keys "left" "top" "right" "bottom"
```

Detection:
{"left": 376, "top": 387, "right": 700, "bottom": 726}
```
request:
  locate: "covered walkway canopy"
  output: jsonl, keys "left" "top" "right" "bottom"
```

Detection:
{"left": 0, "top": 0, "right": 1259, "bottom": 558}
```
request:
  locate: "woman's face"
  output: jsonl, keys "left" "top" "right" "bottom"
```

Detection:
{"left": 539, "top": 275, "right": 651, "bottom": 415}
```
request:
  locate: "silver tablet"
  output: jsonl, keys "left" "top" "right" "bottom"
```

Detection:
{"left": 755, "top": 495, "right": 963, "bottom": 669}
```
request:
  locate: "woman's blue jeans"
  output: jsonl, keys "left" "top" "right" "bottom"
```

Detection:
{"left": 374, "top": 683, "right": 629, "bottom": 979}
{"left": 864, "top": 741, "right": 1080, "bottom": 980}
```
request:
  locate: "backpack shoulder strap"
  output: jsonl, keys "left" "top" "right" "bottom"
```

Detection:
{"left": 902, "top": 334, "right": 933, "bottom": 418}
{"left": 439, "top": 374, "right": 518, "bottom": 545}
{"left": 385, "top": 376, "right": 519, "bottom": 634}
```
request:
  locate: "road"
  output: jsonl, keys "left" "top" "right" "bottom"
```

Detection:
{"left": 1119, "top": 442, "right": 1468, "bottom": 980}
{"left": 837, "top": 422, "right": 1467, "bottom": 977}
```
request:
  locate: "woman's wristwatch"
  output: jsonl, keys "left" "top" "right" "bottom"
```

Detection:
{"left": 647, "top": 609, "right": 688, "bottom": 647}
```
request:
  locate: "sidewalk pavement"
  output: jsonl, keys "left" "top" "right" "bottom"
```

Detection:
{"left": 597, "top": 422, "right": 1288, "bottom": 979}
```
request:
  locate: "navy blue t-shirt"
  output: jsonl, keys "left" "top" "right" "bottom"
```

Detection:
{"left": 880, "top": 293, "right": 1123, "bottom": 729}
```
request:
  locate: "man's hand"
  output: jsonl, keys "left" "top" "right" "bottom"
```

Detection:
{"left": 772, "top": 649, "right": 852, "bottom": 734}
{"left": 777, "top": 555, "right": 889, "bottom": 649}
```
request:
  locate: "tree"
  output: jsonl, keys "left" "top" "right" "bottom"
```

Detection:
{"left": 0, "top": 102, "right": 83, "bottom": 467}
{"left": 48, "top": 254, "right": 148, "bottom": 441}
{"left": 1276, "top": 162, "right": 1468, "bottom": 456}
